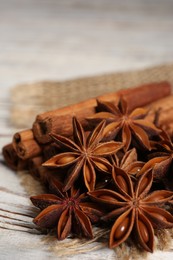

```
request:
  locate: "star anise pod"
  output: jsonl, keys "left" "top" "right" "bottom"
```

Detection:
{"left": 88, "top": 166, "right": 173, "bottom": 252}
{"left": 87, "top": 97, "right": 161, "bottom": 151}
{"left": 99, "top": 148, "right": 144, "bottom": 190}
{"left": 30, "top": 178, "right": 103, "bottom": 240}
{"left": 137, "top": 130, "right": 173, "bottom": 189}
{"left": 43, "top": 117, "right": 123, "bottom": 192}
{"left": 111, "top": 148, "right": 144, "bottom": 176}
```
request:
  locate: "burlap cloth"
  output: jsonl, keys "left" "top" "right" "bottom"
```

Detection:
{"left": 11, "top": 64, "right": 173, "bottom": 259}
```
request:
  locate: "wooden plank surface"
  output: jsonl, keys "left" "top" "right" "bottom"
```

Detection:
{"left": 1, "top": 0, "right": 173, "bottom": 259}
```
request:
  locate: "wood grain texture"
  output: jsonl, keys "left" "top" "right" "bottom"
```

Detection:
{"left": 1, "top": 0, "right": 173, "bottom": 259}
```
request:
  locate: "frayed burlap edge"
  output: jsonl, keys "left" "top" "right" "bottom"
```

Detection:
{"left": 17, "top": 170, "right": 173, "bottom": 259}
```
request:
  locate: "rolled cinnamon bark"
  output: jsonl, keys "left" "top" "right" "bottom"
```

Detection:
{"left": 118, "top": 81, "right": 171, "bottom": 112}
{"left": 32, "top": 81, "right": 171, "bottom": 144}
{"left": 13, "top": 129, "right": 42, "bottom": 160}
{"left": 28, "top": 156, "right": 44, "bottom": 180}
{"left": 33, "top": 101, "right": 96, "bottom": 144}
{"left": 43, "top": 143, "right": 61, "bottom": 160}
{"left": 33, "top": 166, "right": 64, "bottom": 186}
{"left": 2, "top": 143, "right": 28, "bottom": 171}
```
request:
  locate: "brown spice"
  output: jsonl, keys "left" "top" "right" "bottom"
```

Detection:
{"left": 30, "top": 178, "right": 103, "bottom": 240}
{"left": 32, "top": 81, "right": 171, "bottom": 144}
{"left": 13, "top": 129, "right": 42, "bottom": 160}
{"left": 89, "top": 167, "right": 173, "bottom": 252}
{"left": 145, "top": 94, "right": 173, "bottom": 134}
{"left": 43, "top": 117, "right": 123, "bottom": 192}
{"left": 137, "top": 131, "right": 173, "bottom": 190}
{"left": 2, "top": 81, "right": 173, "bottom": 254}
{"left": 87, "top": 97, "right": 161, "bottom": 151}
{"left": 2, "top": 143, "right": 28, "bottom": 171}
{"left": 28, "top": 156, "right": 44, "bottom": 180}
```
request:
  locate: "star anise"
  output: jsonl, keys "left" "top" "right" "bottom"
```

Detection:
{"left": 88, "top": 166, "right": 173, "bottom": 252}
{"left": 87, "top": 97, "right": 161, "bottom": 151}
{"left": 111, "top": 148, "right": 144, "bottom": 176}
{"left": 30, "top": 178, "right": 103, "bottom": 240}
{"left": 137, "top": 130, "right": 173, "bottom": 189}
{"left": 98, "top": 149, "right": 144, "bottom": 190}
{"left": 43, "top": 117, "right": 123, "bottom": 192}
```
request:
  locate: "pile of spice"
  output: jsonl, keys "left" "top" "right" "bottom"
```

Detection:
{"left": 2, "top": 81, "right": 173, "bottom": 253}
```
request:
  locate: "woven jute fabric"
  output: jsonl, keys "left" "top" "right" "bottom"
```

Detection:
{"left": 12, "top": 64, "right": 173, "bottom": 258}
{"left": 11, "top": 63, "right": 173, "bottom": 127}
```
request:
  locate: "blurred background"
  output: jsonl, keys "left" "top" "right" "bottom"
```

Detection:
{"left": 1, "top": 0, "right": 173, "bottom": 93}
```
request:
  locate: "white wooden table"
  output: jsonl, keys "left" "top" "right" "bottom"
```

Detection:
{"left": 1, "top": 0, "right": 173, "bottom": 259}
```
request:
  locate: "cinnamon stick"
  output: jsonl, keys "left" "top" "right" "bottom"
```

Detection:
{"left": 13, "top": 129, "right": 42, "bottom": 160}
{"left": 28, "top": 156, "right": 44, "bottom": 180}
{"left": 33, "top": 166, "right": 64, "bottom": 186}
{"left": 2, "top": 143, "right": 28, "bottom": 171}
{"left": 43, "top": 143, "right": 61, "bottom": 161}
{"left": 117, "top": 81, "right": 171, "bottom": 111}
{"left": 33, "top": 102, "right": 96, "bottom": 144}
{"left": 32, "top": 81, "right": 171, "bottom": 144}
